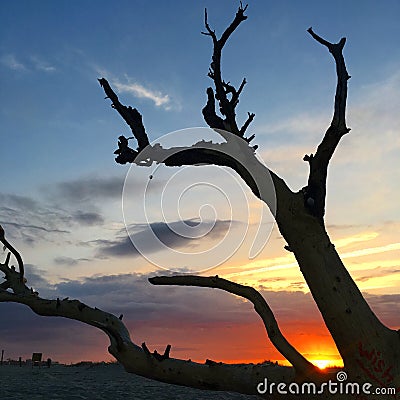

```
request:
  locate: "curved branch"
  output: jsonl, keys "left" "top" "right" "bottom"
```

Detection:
{"left": 0, "top": 225, "right": 24, "bottom": 282}
{"left": 304, "top": 28, "right": 351, "bottom": 223}
{"left": 149, "top": 275, "right": 318, "bottom": 377}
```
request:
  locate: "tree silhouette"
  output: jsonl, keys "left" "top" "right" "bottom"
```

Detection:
{"left": 1, "top": 4, "right": 399, "bottom": 399}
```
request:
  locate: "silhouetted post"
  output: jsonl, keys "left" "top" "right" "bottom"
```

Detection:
{"left": 1, "top": 350, "right": 4, "bottom": 365}
{"left": 19, "top": 356, "right": 22, "bottom": 367}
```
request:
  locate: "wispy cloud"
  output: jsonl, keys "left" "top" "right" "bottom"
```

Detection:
{"left": 48, "top": 176, "right": 124, "bottom": 203}
{"left": 31, "top": 55, "right": 56, "bottom": 72}
{"left": 1, "top": 54, "right": 56, "bottom": 73}
{"left": 54, "top": 256, "right": 90, "bottom": 266}
{"left": 112, "top": 77, "right": 170, "bottom": 109}
{"left": 94, "top": 65, "right": 172, "bottom": 110}
{"left": 1, "top": 54, "right": 27, "bottom": 71}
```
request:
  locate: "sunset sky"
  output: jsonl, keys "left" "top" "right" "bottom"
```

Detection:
{"left": 0, "top": 0, "right": 399, "bottom": 368}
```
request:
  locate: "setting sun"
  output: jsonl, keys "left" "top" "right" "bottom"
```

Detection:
{"left": 312, "top": 360, "right": 332, "bottom": 370}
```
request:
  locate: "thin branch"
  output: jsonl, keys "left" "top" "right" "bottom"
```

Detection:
{"left": 202, "top": 5, "right": 253, "bottom": 136}
{"left": 149, "top": 275, "right": 317, "bottom": 377}
{"left": 231, "top": 77, "right": 246, "bottom": 107}
{"left": 307, "top": 28, "right": 349, "bottom": 131}
{"left": 240, "top": 112, "right": 255, "bottom": 137}
{"left": 304, "top": 28, "right": 351, "bottom": 223}
{"left": 0, "top": 225, "right": 24, "bottom": 282}
{"left": 219, "top": 3, "right": 248, "bottom": 49}
{"left": 201, "top": 8, "right": 217, "bottom": 44}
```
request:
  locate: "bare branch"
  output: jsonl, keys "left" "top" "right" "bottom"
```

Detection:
{"left": 202, "top": 4, "right": 253, "bottom": 136}
{"left": 0, "top": 225, "right": 24, "bottom": 282}
{"left": 307, "top": 28, "right": 349, "bottom": 131}
{"left": 219, "top": 3, "right": 248, "bottom": 49}
{"left": 201, "top": 8, "right": 217, "bottom": 44}
{"left": 304, "top": 28, "right": 351, "bottom": 223}
{"left": 149, "top": 275, "right": 317, "bottom": 377}
{"left": 201, "top": 87, "right": 225, "bottom": 130}
{"left": 231, "top": 77, "right": 246, "bottom": 107}
{"left": 98, "top": 78, "right": 150, "bottom": 151}
{"left": 240, "top": 111, "right": 255, "bottom": 137}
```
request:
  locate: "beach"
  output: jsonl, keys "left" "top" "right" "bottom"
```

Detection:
{"left": 0, "top": 363, "right": 258, "bottom": 399}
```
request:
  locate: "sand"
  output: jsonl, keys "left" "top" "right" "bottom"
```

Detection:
{"left": 0, "top": 363, "right": 258, "bottom": 399}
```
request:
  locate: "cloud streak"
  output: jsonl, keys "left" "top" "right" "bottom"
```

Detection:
{"left": 49, "top": 176, "right": 124, "bottom": 203}
{"left": 113, "top": 79, "right": 170, "bottom": 108}
{"left": 93, "top": 219, "right": 234, "bottom": 258}
{"left": 93, "top": 65, "right": 172, "bottom": 110}
{"left": 1, "top": 54, "right": 27, "bottom": 71}
{"left": 30, "top": 55, "right": 56, "bottom": 72}
{"left": 1, "top": 54, "right": 56, "bottom": 73}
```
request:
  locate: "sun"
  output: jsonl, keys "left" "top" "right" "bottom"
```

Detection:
{"left": 312, "top": 359, "right": 332, "bottom": 370}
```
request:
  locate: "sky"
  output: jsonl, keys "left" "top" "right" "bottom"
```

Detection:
{"left": 0, "top": 0, "right": 399, "bottom": 368}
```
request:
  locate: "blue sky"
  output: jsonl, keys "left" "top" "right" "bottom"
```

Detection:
{"left": 0, "top": 1, "right": 399, "bottom": 365}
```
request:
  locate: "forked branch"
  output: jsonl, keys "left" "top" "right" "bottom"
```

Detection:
{"left": 303, "top": 28, "right": 351, "bottom": 223}
{"left": 201, "top": 4, "right": 255, "bottom": 140}
{"left": 0, "top": 225, "right": 24, "bottom": 283}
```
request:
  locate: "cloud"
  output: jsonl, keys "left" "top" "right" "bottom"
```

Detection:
{"left": 254, "top": 69, "right": 400, "bottom": 200}
{"left": 0, "top": 184, "right": 113, "bottom": 245}
{"left": 1, "top": 54, "right": 27, "bottom": 71}
{"left": 355, "top": 267, "right": 400, "bottom": 283}
{"left": 72, "top": 210, "right": 104, "bottom": 226}
{"left": 1, "top": 54, "right": 56, "bottom": 73}
{"left": 0, "top": 221, "right": 69, "bottom": 235}
{"left": 50, "top": 176, "right": 124, "bottom": 203}
{"left": 0, "top": 193, "right": 71, "bottom": 244}
{"left": 53, "top": 256, "right": 90, "bottom": 267}
{"left": 94, "top": 65, "right": 172, "bottom": 110}
{"left": 23, "top": 264, "right": 58, "bottom": 297}
{"left": 365, "top": 293, "right": 400, "bottom": 327}
{"left": 30, "top": 55, "right": 56, "bottom": 72}
{"left": 112, "top": 78, "right": 170, "bottom": 109}
{"left": 93, "top": 219, "right": 234, "bottom": 258}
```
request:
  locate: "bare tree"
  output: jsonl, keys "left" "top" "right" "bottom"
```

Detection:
{"left": 1, "top": 4, "right": 399, "bottom": 399}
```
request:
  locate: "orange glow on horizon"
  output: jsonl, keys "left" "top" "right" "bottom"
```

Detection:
{"left": 312, "top": 359, "right": 334, "bottom": 370}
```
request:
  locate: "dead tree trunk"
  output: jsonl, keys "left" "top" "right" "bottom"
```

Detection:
{"left": 1, "top": 4, "right": 399, "bottom": 399}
